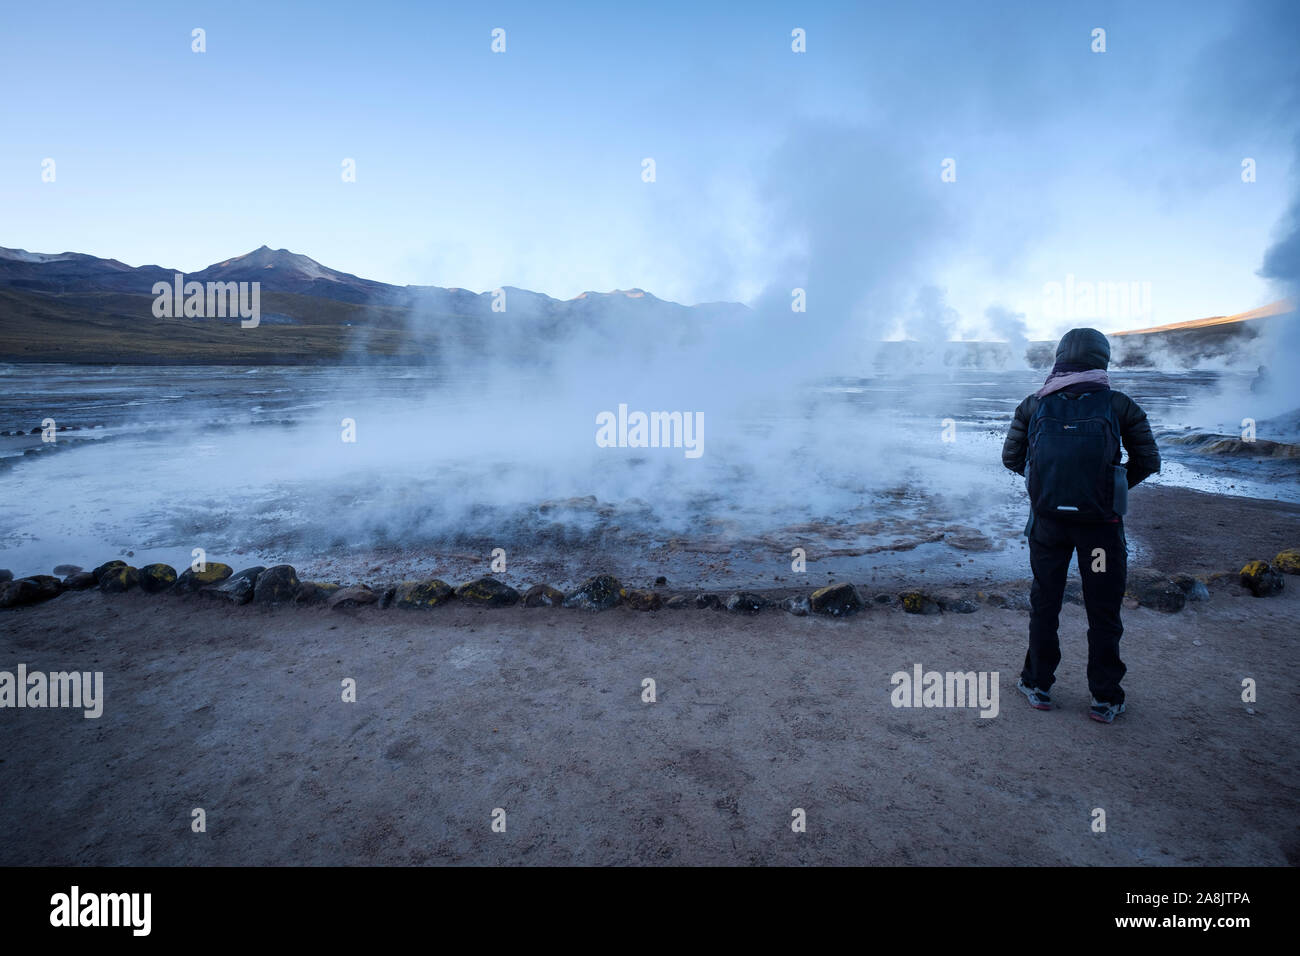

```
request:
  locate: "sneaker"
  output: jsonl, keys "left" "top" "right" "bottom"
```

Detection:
{"left": 1016, "top": 679, "right": 1054, "bottom": 710}
{"left": 1089, "top": 698, "right": 1126, "bottom": 724}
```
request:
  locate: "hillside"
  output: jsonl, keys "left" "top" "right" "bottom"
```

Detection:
{"left": 1104, "top": 300, "right": 1294, "bottom": 368}
{"left": 1016, "top": 301, "right": 1295, "bottom": 368}
{"left": 1, "top": 243, "right": 1291, "bottom": 367}
{"left": 1109, "top": 300, "right": 1292, "bottom": 336}
{"left": 0, "top": 286, "right": 421, "bottom": 364}
{"left": 0, "top": 245, "right": 747, "bottom": 365}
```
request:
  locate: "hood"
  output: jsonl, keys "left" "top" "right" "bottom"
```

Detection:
{"left": 1054, "top": 328, "right": 1111, "bottom": 370}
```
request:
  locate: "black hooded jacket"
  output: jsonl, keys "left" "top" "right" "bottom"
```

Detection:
{"left": 1001, "top": 328, "right": 1161, "bottom": 489}
{"left": 1001, "top": 390, "right": 1161, "bottom": 489}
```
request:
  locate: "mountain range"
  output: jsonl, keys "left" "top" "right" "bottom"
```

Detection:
{"left": 0, "top": 244, "right": 1290, "bottom": 366}
{"left": 0, "top": 245, "right": 748, "bottom": 364}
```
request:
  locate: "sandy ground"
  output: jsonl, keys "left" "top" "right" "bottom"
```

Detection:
{"left": 1, "top": 575, "right": 1296, "bottom": 866}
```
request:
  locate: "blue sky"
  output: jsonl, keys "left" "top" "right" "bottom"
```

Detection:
{"left": 2, "top": 0, "right": 1297, "bottom": 338}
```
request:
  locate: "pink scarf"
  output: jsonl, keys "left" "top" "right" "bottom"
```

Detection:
{"left": 1036, "top": 368, "right": 1109, "bottom": 398}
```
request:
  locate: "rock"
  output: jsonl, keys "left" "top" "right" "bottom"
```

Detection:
{"left": 139, "top": 563, "right": 178, "bottom": 593}
{"left": 63, "top": 571, "right": 98, "bottom": 590}
{"left": 563, "top": 575, "right": 626, "bottom": 611}
{"left": 52, "top": 564, "right": 82, "bottom": 576}
{"left": 935, "top": 590, "right": 980, "bottom": 613}
{"left": 809, "top": 582, "right": 863, "bottom": 617}
{"left": 294, "top": 581, "right": 341, "bottom": 605}
{"left": 522, "top": 584, "right": 566, "bottom": 608}
{"left": 173, "top": 562, "right": 234, "bottom": 592}
{"left": 20, "top": 575, "right": 62, "bottom": 601}
{"left": 91, "top": 560, "right": 127, "bottom": 583}
{"left": 0, "top": 569, "right": 12, "bottom": 584}
{"left": 0, "top": 579, "right": 42, "bottom": 608}
{"left": 1172, "top": 574, "right": 1210, "bottom": 602}
{"left": 393, "top": 579, "right": 455, "bottom": 609}
{"left": 664, "top": 594, "right": 692, "bottom": 610}
{"left": 455, "top": 577, "right": 520, "bottom": 607}
{"left": 1273, "top": 549, "right": 1300, "bottom": 574}
{"left": 625, "top": 589, "right": 662, "bottom": 611}
{"left": 1126, "top": 569, "right": 1187, "bottom": 612}
{"left": 254, "top": 564, "right": 301, "bottom": 604}
{"left": 780, "top": 594, "right": 810, "bottom": 616}
{"left": 900, "top": 591, "right": 942, "bottom": 615}
{"left": 986, "top": 591, "right": 1030, "bottom": 611}
{"left": 945, "top": 528, "right": 996, "bottom": 552}
{"left": 872, "top": 593, "right": 895, "bottom": 606}
{"left": 654, "top": 576, "right": 668, "bottom": 587}
{"left": 99, "top": 566, "right": 140, "bottom": 593}
{"left": 205, "top": 566, "right": 265, "bottom": 605}
{"left": 538, "top": 495, "right": 598, "bottom": 513}
{"left": 1239, "top": 560, "right": 1284, "bottom": 597}
{"left": 725, "top": 592, "right": 767, "bottom": 615}
{"left": 694, "top": 593, "right": 722, "bottom": 610}
{"left": 329, "top": 586, "right": 379, "bottom": 609}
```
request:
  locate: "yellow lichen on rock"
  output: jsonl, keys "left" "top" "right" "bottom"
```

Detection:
{"left": 1239, "top": 560, "right": 1284, "bottom": 597}
{"left": 191, "top": 563, "right": 233, "bottom": 584}
{"left": 1240, "top": 559, "right": 1269, "bottom": 580}
{"left": 139, "top": 564, "right": 178, "bottom": 593}
{"left": 100, "top": 565, "right": 140, "bottom": 593}
{"left": 395, "top": 580, "right": 453, "bottom": 608}
{"left": 1274, "top": 549, "right": 1300, "bottom": 574}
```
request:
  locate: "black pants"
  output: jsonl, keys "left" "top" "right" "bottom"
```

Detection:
{"left": 1021, "top": 513, "right": 1128, "bottom": 705}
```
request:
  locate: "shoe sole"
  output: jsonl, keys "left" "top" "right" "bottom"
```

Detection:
{"left": 1088, "top": 707, "right": 1125, "bottom": 724}
{"left": 1017, "top": 685, "right": 1053, "bottom": 711}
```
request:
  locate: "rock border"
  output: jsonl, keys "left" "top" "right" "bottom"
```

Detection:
{"left": 1, "top": 553, "right": 1294, "bottom": 615}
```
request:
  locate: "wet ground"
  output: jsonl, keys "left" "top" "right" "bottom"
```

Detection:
{"left": 2, "top": 364, "right": 1296, "bottom": 590}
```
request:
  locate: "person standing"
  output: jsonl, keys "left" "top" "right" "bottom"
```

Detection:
{"left": 1001, "top": 328, "right": 1161, "bottom": 723}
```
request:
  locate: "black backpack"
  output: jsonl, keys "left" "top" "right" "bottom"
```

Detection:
{"left": 1026, "top": 389, "right": 1127, "bottom": 520}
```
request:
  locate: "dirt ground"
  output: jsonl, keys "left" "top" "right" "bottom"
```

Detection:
{"left": 1, "top": 571, "right": 1296, "bottom": 866}
{"left": 1124, "top": 485, "right": 1300, "bottom": 576}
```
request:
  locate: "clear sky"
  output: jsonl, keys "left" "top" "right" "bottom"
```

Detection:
{"left": 2, "top": 0, "right": 1297, "bottom": 339}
